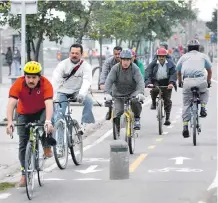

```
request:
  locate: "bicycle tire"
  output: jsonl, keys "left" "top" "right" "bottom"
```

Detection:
{"left": 126, "top": 117, "right": 135, "bottom": 154}
{"left": 92, "top": 66, "right": 100, "bottom": 76}
{"left": 158, "top": 99, "right": 163, "bottom": 135}
{"left": 53, "top": 119, "right": 69, "bottom": 169}
{"left": 25, "top": 141, "right": 35, "bottom": 200}
{"left": 37, "top": 139, "right": 45, "bottom": 186}
{"left": 69, "top": 119, "right": 83, "bottom": 165}
{"left": 192, "top": 105, "right": 197, "bottom": 146}
{"left": 113, "top": 116, "right": 120, "bottom": 140}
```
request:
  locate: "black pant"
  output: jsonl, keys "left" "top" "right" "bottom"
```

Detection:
{"left": 17, "top": 109, "right": 47, "bottom": 175}
{"left": 150, "top": 88, "right": 172, "bottom": 117}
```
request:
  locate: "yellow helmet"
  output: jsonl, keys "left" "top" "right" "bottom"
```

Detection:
{"left": 23, "top": 61, "right": 42, "bottom": 75}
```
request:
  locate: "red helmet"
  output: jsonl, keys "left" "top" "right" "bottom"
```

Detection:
{"left": 156, "top": 48, "right": 167, "bottom": 56}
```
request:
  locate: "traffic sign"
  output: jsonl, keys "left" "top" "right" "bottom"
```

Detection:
{"left": 205, "top": 34, "right": 211, "bottom": 40}
{"left": 10, "top": 0, "right": 38, "bottom": 15}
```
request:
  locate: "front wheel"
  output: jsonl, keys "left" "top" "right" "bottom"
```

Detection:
{"left": 69, "top": 119, "right": 83, "bottom": 165}
{"left": 157, "top": 99, "right": 163, "bottom": 135}
{"left": 126, "top": 117, "right": 135, "bottom": 154}
{"left": 25, "top": 141, "right": 35, "bottom": 200}
{"left": 36, "top": 139, "right": 45, "bottom": 187}
{"left": 53, "top": 119, "right": 69, "bottom": 169}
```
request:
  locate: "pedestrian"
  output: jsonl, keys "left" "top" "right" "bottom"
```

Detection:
{"left": 11, "top": 47, "right": 21, "bottom": 76}
{"left": 5, "top": 47, "right": 13, "bottom": 76}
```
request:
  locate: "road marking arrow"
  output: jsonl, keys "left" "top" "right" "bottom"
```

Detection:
{"left": 169, "top": 157, "right": 191, "bottom": 165}
{"left": 75, "top": 165, "right": 102, "bottom": 174}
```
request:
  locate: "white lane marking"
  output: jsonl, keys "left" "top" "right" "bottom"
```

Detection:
{"left": 169, "top": 157, "right": 191, "bottom": 165}
{"left": 175, "top": 115, "right": 181, "bottom": 119}
{"left": 167, "top": 125, "right": 174, "bottom": 129}
{"left": 162, "top": 132, "right": 169, "bottom": 135}
{"left": 171, "top": 120, "right": 177, "bottom": 124}
{"left": 148, "top": 167, "right": 203, "bottom": 173}
{"left": 84, "top": 158, "right": 109, "bottom": 162}
{"left": 75, "top": 165, "right": 102, "bottom": 174}
{"left": 207, "top": 171, "right": 218, "bottom": 191}
{"left": 74, "top": 178, "right": 101, "bottom": 181}
{"left": 0, "top": 193, "right": 11, "bottom": 199}
{"left": 44, "top": 178, "right": 65, "bottom": 181}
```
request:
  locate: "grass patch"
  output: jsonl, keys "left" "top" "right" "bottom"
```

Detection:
{"left": 0, "top": 182, "right": 16, "bottom": 192}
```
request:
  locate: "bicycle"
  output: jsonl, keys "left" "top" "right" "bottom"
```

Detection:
{"left": 189, "top": 86, "right": 201, "bottom": 146}
{"left": 92, "top": 66, "right": 102, "bottom": 90}
{"left": 112, "top": 97, "right": 139, "bottom": 154}
{"left": 149, "top": 86, "right": 168, "bottom": 135}
{"left": 53, "top": 98, "right": 83, "bottom": 170}
{"left": 10, "top": 122, "right": 47, "bottom": 200}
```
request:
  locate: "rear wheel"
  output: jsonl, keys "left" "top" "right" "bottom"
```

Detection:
{"left": 113, "top": 116, "right": 120, "bottom": 140}
{"left": 25, "top": 142, "right": 35, "bottom": 200}
{"left": 192, "top": 107, "right": 197, "bottom": 146}
{"left": 53, "top": 119, "right": 68, "bottom": 169}
{"left": 69, "top": 119, "right": 83, "bottom": 165}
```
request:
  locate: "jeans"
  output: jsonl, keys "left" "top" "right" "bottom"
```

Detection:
{"left": 54, "top": 92, "right": 95, "bottom": 124}
{"left": 17, "top": 109, "right": 48, "bottom": 175}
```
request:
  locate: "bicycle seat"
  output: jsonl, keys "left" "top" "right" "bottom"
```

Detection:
{"left": 191, "top": 87, "right": 199, "bottom": 92}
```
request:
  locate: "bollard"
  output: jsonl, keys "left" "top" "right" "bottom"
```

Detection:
{"left": 110, "top": 140, "right": 129, "bottom": 180}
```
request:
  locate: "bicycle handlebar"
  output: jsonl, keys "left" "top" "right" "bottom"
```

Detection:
{"left": 147, "top": 85, "right": 169, "bottom": 89}
{"left": 53, "top": 98, "right": 77, "bottom": 104}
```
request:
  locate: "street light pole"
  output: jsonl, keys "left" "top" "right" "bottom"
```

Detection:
{"left": 21, "top": 1, "right": 26, "bottom": 69}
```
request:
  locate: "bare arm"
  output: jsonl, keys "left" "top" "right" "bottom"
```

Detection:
{"left": 7, "top": 98, "right": 17, "bottom": 123}
{"left": 44, "top": 99, "right": 53, "bottom": 122}
{"left": 177, "top": 72, "right": 182, "bottom": 84}
{"left": 206, "top": 68, "right": 212, "bottom": 82}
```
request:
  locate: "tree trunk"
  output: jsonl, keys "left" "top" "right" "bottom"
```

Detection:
{"left": 34, "top": 35, "right": 43, "bottom": 62}
{"left": 31, "top": 40, "right": 36, "bottom": 55}
{"left": 135, "top": 40, "right": 141, "bottom": 53}
{"left": 118, "top": 39, "right": 122, "bottom": 46}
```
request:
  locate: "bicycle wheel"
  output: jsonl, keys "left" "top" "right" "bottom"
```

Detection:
{"left": 126, "top": 117, "right": 135, "bottom": 154}
{"left": 192, "top": 107, "right": 197, "bottom": 146}
{"left": 25, "top": 141, "right": 35, "bottom": 200}
{"left": 53, "top": 119, "right": 68, "bottom": 169}
{"left": 37, "top": 139, "right": 45, "bottom": 186}
{"left": 69, "top": 119, "right": 83, "bottom": 165}
{"left": 157, "top": 99, "right": 163, "bottom": 135}
{"left": 113, "top": 116, "right": 120, "bottom": 140}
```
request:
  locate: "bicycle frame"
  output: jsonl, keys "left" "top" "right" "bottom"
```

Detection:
{"left": 124, "top": 101, "right": 134, "bottom": 137}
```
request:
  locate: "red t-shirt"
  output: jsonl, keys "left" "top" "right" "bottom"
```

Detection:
{"left": 9, "top": 76, "right": 53, "bottom": 114}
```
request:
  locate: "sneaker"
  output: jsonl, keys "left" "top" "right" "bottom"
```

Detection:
{"left": 134, "top": 118, "right": 141, "bottom": 130}
{"left": 78, "top": 123, "right": 87, "bottom": 135}
{"left": 105, "top": 110, "right": 112, "bottom": 120}
{"left": 44, "top": 147, "right": 53, "bottom": 158}
{"left": 182, "top": 125, "right": 189, "bottom": 138}
{"left": 18, "top": 175, "right": 26, "bottom": 187}
{"left": 164, "top": 119, "right": 171, "bottom": 126}
{"left": 200, "top": 107, "right": 207, "bottom": 117}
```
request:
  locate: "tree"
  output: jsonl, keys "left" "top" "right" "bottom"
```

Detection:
{"left": 206, "top": 9, "right": 217, "bottom": 34}
{"left": 0, "top": 1, "right": 88, "bottom": 61}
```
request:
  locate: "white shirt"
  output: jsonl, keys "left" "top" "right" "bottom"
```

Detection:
{"left": 51, "top": 58, "right": 92, "bottom": 99}
{"left": 156, "top": 60, "right": 168, "bottom": 80}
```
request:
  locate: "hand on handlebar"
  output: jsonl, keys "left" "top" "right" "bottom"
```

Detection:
{"left": 6, "top": 122, "right": 14, "bottom": 139}
{"left": 147, "top": 84, "right": 154, "bottom": 88}
{"left": 168, "top": 84, "right": 174, "bottom": 89}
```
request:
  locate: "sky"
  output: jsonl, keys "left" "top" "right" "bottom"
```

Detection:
{"left": 194, "top": 0, "right": 217, "bottom": 21}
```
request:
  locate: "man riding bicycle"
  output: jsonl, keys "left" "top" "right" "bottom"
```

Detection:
{"left": 104, "top": 49, "right": 145, "bottom": 132}
{"left": 176, "top": 39, "right": 212, "bottom": 138}
{"left": 145, "top": 48, "right": 177, "bottom": 126}
{"left": 6, "top": 61, "right": 54, "bottom": 187}
{"left": 51, "top": 44, "right": 94, "bottom": 133}
{"left": 100, "top": 46, "right": 122, "bottom": 120}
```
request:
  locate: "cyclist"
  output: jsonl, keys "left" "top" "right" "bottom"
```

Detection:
{"left": 51, "top": 44, "right": 94, "bottom": 133}
{"left": 104, "top": 49, "right": 145, "bottom": 132}
{"left": 6, "top": 61, "right": 54, "bottom": 187}
{"left": 131, "top": 49, "right": 145, "bottom": 78}
{"left": 153, "top": 42, "right": 172, "bottom": 60}
{"left": 145, "top": 48, "right": 177, "bottom": 126}
{"left": 100, "top": 46, "right": 122, "bottom": 120}
{"left": 176, "top": 39, "right": 212, "bottom": 138}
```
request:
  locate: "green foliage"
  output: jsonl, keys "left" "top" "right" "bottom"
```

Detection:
{"left": 206, "top": 9, "right": 217, "bottom": 34}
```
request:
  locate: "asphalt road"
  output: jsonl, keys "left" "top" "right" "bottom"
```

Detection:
{"left": 0, "top": 76, "right": 217, "bottom": 203}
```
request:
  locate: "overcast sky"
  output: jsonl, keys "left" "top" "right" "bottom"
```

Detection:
{"left": 194, "top": 0, "right": 217, "bottom": 21}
